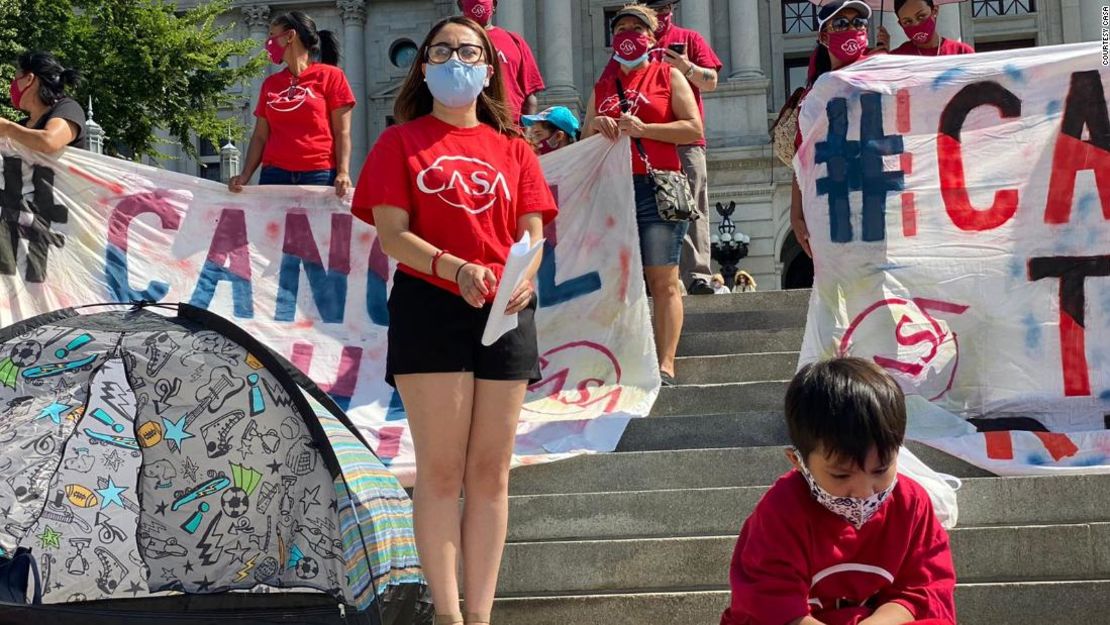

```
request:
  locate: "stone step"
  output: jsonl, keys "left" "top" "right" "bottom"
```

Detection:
{"left": 674, "top": 352, "right": 798, "bottom": 385}
{"left": 677, "top": 327, "right": 804, "bottom": 357}
{"left": 496, "top": 523, "right": 1110, "bottom": 595}
{"left": 680, "top": 307, "right": 810, "bottom": 333}
{"left": 650, "top": 381, "right": 789, "bottom": 416}
{"left": 675, "top": 288, "right": 813, "bottom": 315}
{"left": 507, "top": 474, "right": 1110, "bottom": 542}
{"left": 492, "top": 580, "right": 1110, "bottom": 625}
{"left": 615, "top": 411, "right": 789, "bottom": 452}
{"left": 508, "top": 443, "right": 992, "bottom": 496}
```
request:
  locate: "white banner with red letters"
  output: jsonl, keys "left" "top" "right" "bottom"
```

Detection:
{"left": 795, "top": 42, "right": 1110, "bottom": 475}
{"left": 0, "top": 134, "right": 658, "bottom": 485}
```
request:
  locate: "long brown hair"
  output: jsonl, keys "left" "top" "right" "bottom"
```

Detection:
{"left": 393, "top": 17, "right": 518, "bottom": 137}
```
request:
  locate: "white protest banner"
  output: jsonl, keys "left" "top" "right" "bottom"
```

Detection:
{"left": 0, "top": 133, "right": 657, "bottom": 484}
{"left": 795, "top": 42, "right": 1110, "bottom": 475}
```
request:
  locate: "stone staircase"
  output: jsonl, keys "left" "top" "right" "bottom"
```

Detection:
{"left": 492, "top": 289, "right": 1110, "bottom": 625}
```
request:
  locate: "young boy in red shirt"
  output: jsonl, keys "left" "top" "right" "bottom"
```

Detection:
{"left": 721, "top": 358, "right": 957, "bottom": 625}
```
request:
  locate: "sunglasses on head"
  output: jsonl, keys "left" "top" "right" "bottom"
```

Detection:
{"left": 829, "top": 16, "right": 869, "bottom": 29}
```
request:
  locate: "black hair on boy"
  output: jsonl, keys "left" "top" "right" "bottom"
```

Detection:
{"left": 785, "top": 357, "right": 907, "bottom": 469}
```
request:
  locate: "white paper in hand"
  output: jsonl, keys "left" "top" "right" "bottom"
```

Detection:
{"left": 481, "top": 231, "right": 545, "bottom": 346}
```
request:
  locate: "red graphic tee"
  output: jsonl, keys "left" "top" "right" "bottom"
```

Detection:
{"left": 351, "top": 115, "right": 557, "bottom": 296}
{"left": 891, "top": 38, "right": 975, "bottom": 56}
{"left": 720, "top": 471, "right": 957, "bottom": 625}
{"left": 594, "top": 61, "right": 683, "bottom": 175}
{"left": 651, "top": 25, "right": 722, "bottom": 148}
{"left": 487, "top": 27, "right": 546, "bottom": 122}
{"left": 254, "top": 63, "right": 356, "bottom": 172}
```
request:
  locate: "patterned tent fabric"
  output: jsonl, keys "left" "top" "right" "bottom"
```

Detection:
{"left": 313, "top": 398, "right": 422, "bottom": 608}
{"left": 0, "top": 307, "right": 426, "bottom": 619}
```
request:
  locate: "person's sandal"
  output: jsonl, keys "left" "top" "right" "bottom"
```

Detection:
{"left": 465, "top": 613, "right": 491, "bottom": 625}
{"left": 436, "top": 615, "right": 464, "bottom": 625}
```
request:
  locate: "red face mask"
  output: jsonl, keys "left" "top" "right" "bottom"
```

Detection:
{"left": 9, "top": 75, "right": 26, "bottom": 109}
{"left": 612, "top": 31, "right": 652, "bottom": 65}
{"left": 902, "top": 15, "right": 937, "bottom": 44}
{"left": 654, "top": 12, "right": 672, "bottom": 36}
{"left": 462, "top": 0, "right": 495, "bottom": 26}
{"left": 825, "top": 29, "right": 868, "bottom": 63}
{"left": 265, "top": 34, "right": 288, "bottom": 65}
{"left": 537, "top": 134, "right": 563, "bottom": 155}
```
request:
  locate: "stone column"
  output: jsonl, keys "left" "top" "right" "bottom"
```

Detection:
{"left": 338, "top": 0, "right": 368, "bottom": 178}
{"left": 241, "top": 4, "right": 270, "bottom": 182}
{"left": 1080, "top": 0, "right": 1104, "bottom": 40}
{"left": 540, "top": 0, "right": 580, "bottom": 111}
{"left": 241, "top": 4, "right": 271, "bottom": 116}
{"left": 936, "top": 2, "right": 963, "bottom": 41}
{"left": 497, "top": 0, "right": 526, "bottom": 35}
{"left": 728, "top": 0, "right": 764, "bottom": 79}
{"left": 681, "top": 0, "right": 713, "bottom": 44}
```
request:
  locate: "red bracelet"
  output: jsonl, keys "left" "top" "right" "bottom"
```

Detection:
{"left": 430, "top": 249, "right": 448, "bottom": 279}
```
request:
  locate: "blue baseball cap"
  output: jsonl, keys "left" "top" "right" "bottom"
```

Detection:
{"left": 521, "top": 106, "right": 581, "bottom": 139}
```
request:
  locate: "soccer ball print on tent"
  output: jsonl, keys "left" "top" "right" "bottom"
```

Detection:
{"left": 0, "top": 304, "right": 428, "bottom": 623}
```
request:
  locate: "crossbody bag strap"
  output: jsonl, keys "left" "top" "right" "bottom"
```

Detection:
{"left": 613, "top": 75, "right": 654, "bottom": 174}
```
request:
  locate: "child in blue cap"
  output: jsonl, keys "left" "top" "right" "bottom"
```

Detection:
{"left": 521, "top": 106, "right": 580, "bottom": 154}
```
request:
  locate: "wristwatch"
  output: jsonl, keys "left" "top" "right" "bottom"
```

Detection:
{"left": 684, "top": 64, "right": 697, "bottom": 79}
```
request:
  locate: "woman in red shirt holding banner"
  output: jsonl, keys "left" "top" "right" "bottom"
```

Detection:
{"left": 878, "top": 0, "right": 974, "bottom": 56}
{"left": 229, "top": 11, "right": 356, "bottom": 197}
{"left": 351, "top": 16, "right": 556, "bottom": 625}
{"left": 583, "top": 4, "right": 703, "bottom": 386}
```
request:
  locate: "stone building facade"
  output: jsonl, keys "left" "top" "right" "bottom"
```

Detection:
{"left": 169, "top": 0, "right": 1101, "bottom": 290}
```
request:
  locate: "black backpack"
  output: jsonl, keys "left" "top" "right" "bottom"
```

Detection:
{"left": 0, "top": 547, "right": 41, "bottom": 605}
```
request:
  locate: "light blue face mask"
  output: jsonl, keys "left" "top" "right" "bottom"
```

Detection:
{"left": 425, "top": 59, "right": 489, "bottom": 108}
{"left": 613, "top": 52, "right": 650, "bottom": 68}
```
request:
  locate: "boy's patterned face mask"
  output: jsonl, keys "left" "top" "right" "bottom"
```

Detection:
{"left": 791, "top": 448, "right": 897, "bottom": 529}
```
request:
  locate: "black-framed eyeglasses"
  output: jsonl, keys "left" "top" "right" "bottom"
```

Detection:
{"left": 829, "top": 16, "right": 869, "bottom": 30}
{"left": 426, "top": 44, "right": 485, "bottom": 65}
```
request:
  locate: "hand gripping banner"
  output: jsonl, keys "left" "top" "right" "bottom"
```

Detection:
{"left": 795, "top": 42, "right": 1110, "bottom": 475}
{"left": 0, "top": 134, "right": 658, "bottom": 484}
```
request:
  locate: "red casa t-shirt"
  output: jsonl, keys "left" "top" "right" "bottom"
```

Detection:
{"left": 594, "top": 61, "right": 683, "bottom": 175}
{"left": 254, "top": 63, "right": 356, "bottom": 171}
{"left": 891, "top": 38, "right": 975, "bottom": 56}
{"left": 651, "top": 25, "right": 722, "bottom": 148}
{"left": 351, "top": 115, "right": 558, "bottom": 296}
{"left": 487, "top": 27, "right": 546, "bottom": 122}
{"left": 720, "top": 472, "right": 957, "bottom": 625}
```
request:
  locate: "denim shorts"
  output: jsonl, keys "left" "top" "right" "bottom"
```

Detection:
{"left": 259, "top": 166, "right": 337, "bottom": 186}
{"left": 634, "top": 175, "right": 689, "bottom": 267}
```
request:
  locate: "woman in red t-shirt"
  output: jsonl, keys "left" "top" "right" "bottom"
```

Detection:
{"left": 790, "top": 0, "right": 877, "bottom": 259}
{"left": 350, "top": 16, "right": 556, "bottom": 625}
{"left": 582, "top": 4, "right": 702, "bottom": 387}
{"left": 877, "top": 0, "right": 975, "bottom": 56}
{"left": 228, "top": 11, "right": 355, "bottom": 197}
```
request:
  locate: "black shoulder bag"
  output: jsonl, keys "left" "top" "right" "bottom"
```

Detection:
{"left": 613, "top": 76, "right": 697, "bottom": 222}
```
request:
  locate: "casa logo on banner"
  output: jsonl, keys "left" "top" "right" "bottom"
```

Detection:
{"left": 416, "top": 155, "right": 512, "bottom": 214}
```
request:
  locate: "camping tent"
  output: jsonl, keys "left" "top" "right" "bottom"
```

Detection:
{"left": 0, "top": 303, "right": 431, "bottom": 624}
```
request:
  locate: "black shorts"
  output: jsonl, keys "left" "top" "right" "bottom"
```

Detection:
{"left": 385, "top": 271, "right": 541, "bottom": 387}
